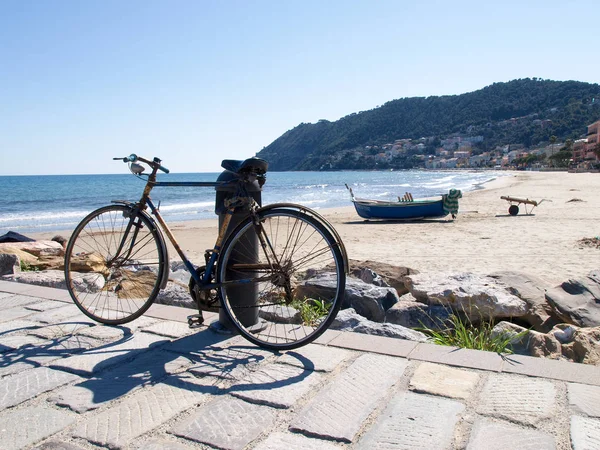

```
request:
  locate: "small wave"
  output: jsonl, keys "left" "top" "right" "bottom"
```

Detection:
{"left": 159, "top": 201, "right": 214, "bottom": 212}
{"left": 0, "top": 210, "right": 88, "bottom": 223}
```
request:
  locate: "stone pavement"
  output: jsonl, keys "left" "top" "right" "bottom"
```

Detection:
{"left": 1, "top": 280, "right": 600, "bottom": 450}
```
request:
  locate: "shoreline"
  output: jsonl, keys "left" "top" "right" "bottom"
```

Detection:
{"left": 27, "top": 171, "right": 600, "bottom": 287}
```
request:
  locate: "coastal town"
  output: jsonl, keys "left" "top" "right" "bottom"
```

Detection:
{"left": 323, "top": 119, "right": 600, "bottom": 171}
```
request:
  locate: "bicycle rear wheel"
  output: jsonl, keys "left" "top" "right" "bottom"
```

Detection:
{"left": 217, "top": 208, "right": 345, "bottom": 350}
{"left": 64, "top": 204, "right": 166, "bottom": 324}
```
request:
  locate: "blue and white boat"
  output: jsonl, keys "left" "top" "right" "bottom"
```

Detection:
{"left": 346, "top": 184, "right": 462, "bottom": 220}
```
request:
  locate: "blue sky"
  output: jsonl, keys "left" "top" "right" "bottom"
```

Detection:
{"left": 1, "top": 0, "right": 599, "bottom": 175}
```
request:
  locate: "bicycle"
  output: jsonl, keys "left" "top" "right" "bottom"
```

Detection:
{"left": 64, "top": 154, "right": 348, "bottom": 350}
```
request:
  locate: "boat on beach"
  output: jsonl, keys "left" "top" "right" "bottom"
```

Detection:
{"left": 346, "top": 184, "right": 462, "bottom": 220}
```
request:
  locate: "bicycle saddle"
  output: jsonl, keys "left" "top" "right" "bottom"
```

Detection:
{"left": 221, "top": 157, "right": 268, "bottom": 175}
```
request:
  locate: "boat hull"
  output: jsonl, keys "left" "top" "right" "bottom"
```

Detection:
{"left": 352, "top": 198, "right": 447, "bottom": 220}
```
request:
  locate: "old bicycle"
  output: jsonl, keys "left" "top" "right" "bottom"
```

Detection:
{"left": 64, "top": 155, "right": 347, "bottom": 350}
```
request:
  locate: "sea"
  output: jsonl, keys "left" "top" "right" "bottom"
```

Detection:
{"left": 0, "top": 170, "right": 503, "bottom": 234}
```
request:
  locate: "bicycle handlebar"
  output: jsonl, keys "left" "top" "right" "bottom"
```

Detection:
{"left": 113, "top": 154, "right": 170, "bottom": 174}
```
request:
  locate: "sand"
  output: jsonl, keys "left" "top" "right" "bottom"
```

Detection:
{"left": 36, "top": 171, "right": 600, "bottom": 287}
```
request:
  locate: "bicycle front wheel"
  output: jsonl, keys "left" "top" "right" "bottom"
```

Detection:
{"left": 64, "top": 204, "right": 166, "bottom": 324}
{"left": 217, "top": 208, "right": 345, "bottom": 350}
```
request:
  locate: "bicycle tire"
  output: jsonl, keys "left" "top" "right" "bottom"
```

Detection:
{"left": 217, "top": 208, "right": 345, "bottom": 350}
{"left": 64, "top": 204, "right": 166, "bottom": 324}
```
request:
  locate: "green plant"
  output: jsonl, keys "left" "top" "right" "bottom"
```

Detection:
{"left": 420, "top": 313, "right": 527, "bottom": 354}
{"left": 20, "top": 260, "right": 39, "bottom": 272}
{"left": 292, "top": 298, "right": 331, "bottom": 327}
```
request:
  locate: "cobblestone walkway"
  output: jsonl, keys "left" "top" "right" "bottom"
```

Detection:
{"left": 1, "top": 280, "right": 600, "bottom": 450}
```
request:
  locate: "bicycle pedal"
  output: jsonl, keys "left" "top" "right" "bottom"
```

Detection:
{"left": 187, "top": 314, "right": 204, "bottom": 329}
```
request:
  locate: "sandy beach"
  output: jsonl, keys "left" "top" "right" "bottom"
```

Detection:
{"left": 33, "top": 171, "right": 599, "bottom": 288}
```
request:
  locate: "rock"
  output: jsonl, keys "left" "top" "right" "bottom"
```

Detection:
{"left": 491, "top": 321, "right": 561, "bottom": 359}
{"left": 385, "top": 301, "right": 451, "bottom": 330}
{"left": 331, "top": 308, "right": 428, "bottom": 342}
{"left": 355, "top": 268, "right": 390, "bottom": 287}
{"left": 51, "top": 235, "right": 67, "bottom": 249}
{"left": 0, "top": 253, "right": 20, "bottom": 276}
{"left": 551, "top": 323, "right": 578, "bottom": 344}
{"left": 348, "top": 259, "right": 417, "bottom": 296}
{"left": 0, "top": 247, "right": 38, "bottom": 265}
{"left": 561, "top": 327, "right": 600, "bottom": 365}
{"left": 405, "top": 272, "right": 528, "bottom": 322}
{"left": 296, "top": 273, "right": 399, "bottom": 322}
{"left": 2, "top": 269, "right": 104, "bottom": 292}
{"left": 545, "top": 272, "right": 600, "bottom": 327}
{"left": 0, "top": 240, "right": 64, "bottom": 257}
{"left": 489, "top": 271, "right": 560, "bottom": 332}
{"left": 155, "top": 282, "right": 195, "bottom": 308}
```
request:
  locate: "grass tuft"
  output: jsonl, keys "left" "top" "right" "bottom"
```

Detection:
{"left": 420, "top": 313, "right": 527, "bottom": 354}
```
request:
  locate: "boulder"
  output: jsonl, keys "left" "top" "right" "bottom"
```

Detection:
{"left": 489, "top": 271, "right": 560, "bottom": 331}
{"left": 545, "top": 272, "right": 600, "bottom": 327}
{"left": 155, "top": 282, "right": 195, "bottom": 308}
{"left": 492, "top": 321, "right": 561, "bottom": 359}
{"left": 561, "top": 326, "right": 600, "bottom": 365}
{"left": 331, "top": 308, "right": 428, "bottom": 342}
{"left": 2, "top": 269, "right": 104, "bottom": 292}
{"left": 0, "top": 247, "right": 38, "bottom": 265}
{"left": 295, "top": 273, "right": 399, "bottom": 322}
{"left": 0, "top": 240, "right": 64, "bottom": 257}
{"left": 385, "top": 300, "right": 451, "bottom": 330}
{"left": 348, "top": 259, "right": 417, "bottom": 296}
{"left": 405, "top": 272, "right": 528, "bottom": 322}
{"left": 0, "top": 253, "right": 20, "bottom": 276}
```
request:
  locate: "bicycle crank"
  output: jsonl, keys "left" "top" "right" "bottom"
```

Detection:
{"left": 188, "top": 266, "right": 220, "bottom": 312}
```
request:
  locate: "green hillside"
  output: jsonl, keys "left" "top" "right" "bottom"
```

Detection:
{"left": 256, "top": 78, "right": 600, "bottom": 170}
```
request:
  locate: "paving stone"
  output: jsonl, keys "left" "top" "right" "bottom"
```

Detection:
{"left": 28, "top": 322, "right": 95, "bottom": 340}
{"left": 569, "top": 383, "right": 600, "bottom": 417}
{"left": 0, "top": 360, "right": 39, "bottom": 378}
{"left": 0, "top": 405, "right": 77, "bottom": 450}
{"left": 24, "top": 300, "right": 68, "bottom": 312}
{"left": 254, "top": 432, "right": 341, "bottom": 450}
{"left": 32, "top": 440, "right": 88, "bottom": 449}
{"left": 48, "top": 331, "right": 169, "bottom": 376}
{"left": 0, "top": 366, "right": 83, "bottom": 410}
{"left": 0, "top": 291, "right": 12, "bottom": 299}
{"left": 50, "top": 351, "right": 195, "bottom": 413}
{"left": 72, "top": 373, "right": 216, "bottom": 448}
{"left": 0, "top": 294, "right": 38, "bottom": 309}
{"left": 165, "top": 330, "right": 239, "bottom": 355}
{"left": 276, "top": 344, "right": 352, "bottom": 372}
{"left": 467, "top": 419, "right": 556, "bottom": 450}
{"left": 230, "top": 363, "right": 322, "bottom": 408}
{"left": 0, "top": 334, "right": 48, "bottom": 352}
{"left": 409, "top": 343, "right": 504, "bottom": 371}
{"left": 502, "top": 353, "right": 600, "bottom": 386}
{"left": 356, "top": 392, "right": 464, "bottom": 450}
{"left": 0, "top": 319, "right": 40, "bottom": 335}
{"left": 0, "top": 306, "right": 36, "bottom": 323}
{"left": 185, "top": 343, "right": 275, "bottom": 380}
{"left": 476, "top": 374, "right": 556, "bottom": 425}
{"left": 77, "top": 324, "right": 130, "bottom": 340}
{"left": 139, "top": 438, "right": 197, "bottom": 450}
{"left": 328, "top": 331, "right": 419, "bottom": 357}
{"left": 142, "top": 320, "right": 195, "bottom": 338}
{"left": 409, "top": 362, "right": 480, "bottom": 399}
{"left": 290, "top": 353, "right": 408, "bottom": 442}
{"left": 571, "top": 415, "right": 600, "bottom": 449}
{"left": 26, "top": 304, "right": 82, "bottom": 323}
{"left": 170, "top": 396, "right": 277, "bottom": 450}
